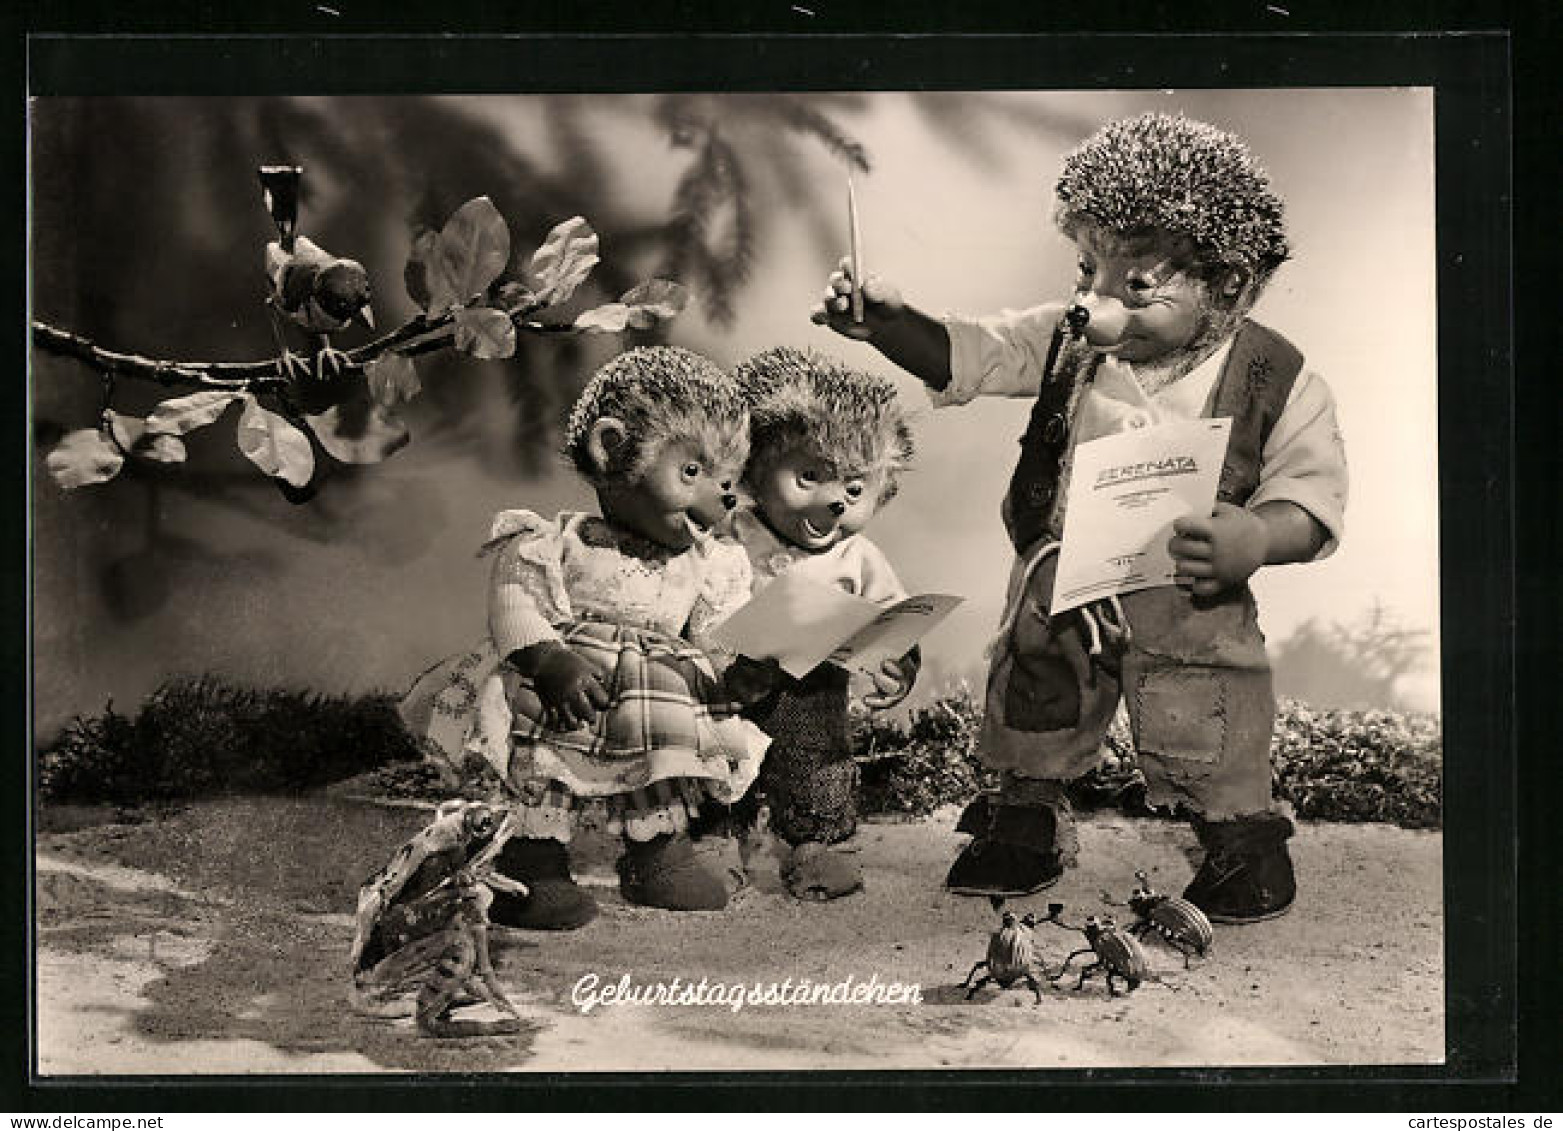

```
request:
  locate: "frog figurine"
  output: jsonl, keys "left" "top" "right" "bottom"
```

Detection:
{"left": 349, "top": 800, "right": 528, "bottom": 1037}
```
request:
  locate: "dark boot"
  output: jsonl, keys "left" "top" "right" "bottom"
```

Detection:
{"left": 1184, "top": 813, "right": 1297, "bottom": 924}
{"left": 945, "top": 791, "right": 1074, "bottom": 897}
{"left": 782, "top": 840, "right": 864, "bottom": 901}
{"left": 618, "top": 832, "right": 737, "bottom": 911}
{"left": 487, "top": 837, "right": 598, "bottom": 931}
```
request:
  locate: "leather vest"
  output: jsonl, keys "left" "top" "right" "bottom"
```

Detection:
{"left": 1001, "top": 318, "right": 1305, "bottom": 554}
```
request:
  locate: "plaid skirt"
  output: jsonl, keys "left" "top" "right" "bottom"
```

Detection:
{"left": 401, "top": 620, "right": 768, "bottom": 842}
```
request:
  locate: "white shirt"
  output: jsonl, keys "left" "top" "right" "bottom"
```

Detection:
{"left": 729, "top": 507, "right": 907, "bottom": 604}
{"left": 940, "top": 305, "right": 1348, "bottom": 557}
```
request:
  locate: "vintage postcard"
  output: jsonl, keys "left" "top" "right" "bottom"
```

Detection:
{"left": 25, "top": 33, "right": 1510, "bottom": 1092}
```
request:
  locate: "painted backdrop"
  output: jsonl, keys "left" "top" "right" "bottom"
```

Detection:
{"left": 30, "top": 89, "right": 1439, "bottom": 738}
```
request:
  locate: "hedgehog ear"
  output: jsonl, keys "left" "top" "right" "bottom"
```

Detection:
{"left": 586, "top": 417, "right": 629, "bottom": 476}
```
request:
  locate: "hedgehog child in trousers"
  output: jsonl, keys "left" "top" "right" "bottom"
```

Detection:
{"left": 724, "top": 346, "right": 920, "bottom": 901}
{"left": 814, "top": 113, "right": 1349, "bottom": 923}
{"left": 400, "top": 346, "right": 769, "bottom": 927}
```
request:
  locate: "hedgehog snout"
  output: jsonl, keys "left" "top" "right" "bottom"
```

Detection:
{"left": 1075, "top": 295, "right": 1130, "bottom": 347}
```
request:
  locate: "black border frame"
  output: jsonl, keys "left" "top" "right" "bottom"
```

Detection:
{"left": 10, "top": 11, "right": 1551, "bottom": 1111}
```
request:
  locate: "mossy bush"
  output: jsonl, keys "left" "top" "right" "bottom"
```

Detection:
{"left": 854, "top": 692, "right": 995, "bottom": 819}
{"left": 39, "top": 681, "right": 1441, "bottom": 829}
{"left": 38, "top": 676, "right": 423, "bottom": 805}
{"left": 361, "top": 749, "right": 505, "bottom": 803}
{"left": 849, "top": 691, "right": 1441, "bottom": 829}
{"left": 1269, "top": 699, "right": 1442, "bottom": 828}
{"left": 851, "top": 689, "right": 1147, "bottom": 821}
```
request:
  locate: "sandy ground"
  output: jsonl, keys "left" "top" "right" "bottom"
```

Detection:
{"left": 34, "top": 792, "right": 1444, "bottom": 1074}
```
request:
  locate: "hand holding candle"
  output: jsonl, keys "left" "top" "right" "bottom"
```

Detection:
{"left": 810, "top": 177, "right": 912, "bottom": 345}
{"left": 842, "top": 173, "right": 873, "bottom": 340}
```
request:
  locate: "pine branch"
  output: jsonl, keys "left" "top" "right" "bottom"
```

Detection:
{"left": 658, "top": 130, "right": 758, "bottom": 325}
{"left": 711, "top": 134, "right": 756, "bottom": 287}
{"left": 766, "top": 97, "right": 871, "bottom": 172}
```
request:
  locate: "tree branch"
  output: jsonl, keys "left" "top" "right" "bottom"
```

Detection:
{"left": 29, "top": 303, "right": 585, "bottom": 392}
{"left": 31, "top": 321, "right": 291, "bottom": 393}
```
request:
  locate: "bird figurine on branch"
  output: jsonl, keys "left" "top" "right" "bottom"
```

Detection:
{"left": 259, "top": 165, "right": 375, "bottom": 386}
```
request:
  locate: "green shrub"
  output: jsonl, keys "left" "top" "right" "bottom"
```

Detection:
{"left": 38, "top": 682, "right": 1443, "bottom": 829}
{"left": 850, "top": 690, "right": 1149, "bottom": 820}
{"left": 855, "top": 692, "right": 995, "bottom": 819}
{"left": 360, "top": 749, "right": 504, "bottom": 803}
{"left": 1270, "top": 698, "right": 1442, "bottom": 828}
{"left": 848, "top": 690, "right": 1442, "bottom": 829}
{"left": 37, "top": 700, "right": 140, "bottom": 805}
{"left": 37, "top": 676, "right": 423, "bottom": 805}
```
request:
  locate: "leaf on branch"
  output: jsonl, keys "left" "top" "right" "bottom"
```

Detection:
{"left": 45, "top": 429, "right": 124, "bottom": 489}
{"left": 496, "top": 281, "right": 536, "bottom": 313}
{"left": 425, "top": 197, "right": 512, "bottom": 314}
{"left": 236, "top": 397, "right": 314, "bottom": 488}
{"left": 106, "top": 411, "right": 186, "bottom": 464}
{"left": 105, "top": 410, "right": 147, "bottom": 453}
{"left": 523, "top": 216, "right": 600, "bottom": 309}
{"left": 572, "top": 303, "right": 631, "bottom": 333}
{"left": 572, "top": 280, "right": 690, "bottom": 334}
{"left": 404, "top": 230, "right": 439, "bottom": 312}
{"left": 143, "top": 390, "right": 244, "bottom": 436}
{"left": 620, "top": 279, "right": 689, "bottom": 328}
{"left": 454, "top": 307, "right": 518, "bottom": 359}
{"left": 140, "top": 434, "right": 189, "bottom": 464}
{"left": 307, "top": 397, "right": 411, "bottom": 465}
{"left": 365, "top": 352, "right": 422, "bottom": 406}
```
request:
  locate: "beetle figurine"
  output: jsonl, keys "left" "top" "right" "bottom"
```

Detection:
{"left": 1107, "top": 870, "right": 1215, "bottom": 968}
{"left": 963, "top": 899, "right": 1047, "bottom": 1004}
{"left": 1043, "top": 909, "right": 1151, "bottom": 997}
{"left": 349, "top": 800, "right": 528, "bottom": 1037}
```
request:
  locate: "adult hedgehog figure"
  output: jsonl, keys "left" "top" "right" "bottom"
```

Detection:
{"left": 402, "top": 346, "right": 766, "bottom": 925}
{"left": 815, "top": 112, "right": 1348, "bottom": 924}
{"left": 725, "top": 346, "right": 918, "bottom": 901}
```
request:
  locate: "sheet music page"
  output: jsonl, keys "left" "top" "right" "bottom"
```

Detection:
{"left": 1050, "top": 417, "right": 1232, "bottom": 615}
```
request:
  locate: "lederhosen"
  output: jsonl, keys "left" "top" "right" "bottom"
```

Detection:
{"left": 978, "top": 317, "right": 1303, "bottom": 817}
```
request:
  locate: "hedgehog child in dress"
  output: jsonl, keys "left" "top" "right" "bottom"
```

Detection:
{"left": 725, "top": 346, "right": 920, "bottom": 901}
{"left": 814, "top": 113, "right": 1348, "bottom": 923}
{"left": 401, "top": 346, "right": 768, "bottom": 928}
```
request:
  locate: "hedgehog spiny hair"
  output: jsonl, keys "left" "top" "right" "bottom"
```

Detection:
{"left": 734, "top": 346, "right": 915, "bottom": 504}
{"left": 1054, "top": 113, "right": 1291, "bottom": 291}
{"left": 564, "top": 346, "right": 749, "bottom": 484}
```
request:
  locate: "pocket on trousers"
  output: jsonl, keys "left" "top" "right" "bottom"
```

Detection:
{"left": 1132, "top": 667, "right": 1225, "bottom": 764}
{"left": 998, "top": 649, "right": 1081, "bottom": 732}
